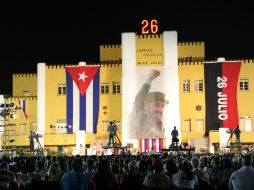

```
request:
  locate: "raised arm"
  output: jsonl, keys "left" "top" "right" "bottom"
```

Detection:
{"left": 134, "top": 70, "right": 160, "bottom": 112}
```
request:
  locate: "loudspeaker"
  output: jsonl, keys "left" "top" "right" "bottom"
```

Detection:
{"left": 85, "top": 144, "right": 90, "bottom": 148}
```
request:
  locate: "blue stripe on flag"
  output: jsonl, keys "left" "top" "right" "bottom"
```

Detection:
{"left": 93, "top": 70, "right": 100, "bottom": 133}
{"left": 20, "top": 100, "right": 27, "bottom": 119}
{"left": 66, "top": 70, "right": 73, "bottom": 133}
{"left": 79, "top": 93, "right": 86, "bottom": 130}
{"left": 22, "top": 101, "right": 26, "bottom": 115}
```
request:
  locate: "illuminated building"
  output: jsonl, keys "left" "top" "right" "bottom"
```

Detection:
{"left": 1, "top": 32, "right": 254, "bottom": 154}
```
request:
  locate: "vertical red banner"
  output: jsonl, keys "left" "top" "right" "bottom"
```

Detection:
{"left": 205, "top": 62, "right": 241, "bottom": 135}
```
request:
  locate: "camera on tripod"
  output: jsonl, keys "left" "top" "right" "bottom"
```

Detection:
{"left": 31, "top": 132, "right": 43, "bottom": 139}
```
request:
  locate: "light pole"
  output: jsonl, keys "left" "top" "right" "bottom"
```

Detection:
{"left": 0, "top": 102, "right": 21, "bottom": 154}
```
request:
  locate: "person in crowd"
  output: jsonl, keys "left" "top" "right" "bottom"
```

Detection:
{"left": 171, "top": 126, "right": 179, "bottom": 147}
{"left": 0, "top": 161, "right": 20, "bottom": 190}
{"left": 46, "top": 161, "right": 62, "bottom": 190}
{"left": 48, "top": 162, "right": 62, "bottom": 181}
{"left": 92, "top": 143, "right": 97, "bottom": 156}
{"left": 121, "top": 160, "right": 144, "bottom": 190}
{"left": 143, "top": 157, "right": 171, "bottom": 190}
{"left": 61, "top": 157, "right": 88, "bottom": 190}
{"left": 85, "top": 158, "right": 95, "bottom": 190}
{"left": 137, "top": 159, "right": 149, "bottom": 185}
{"left": 29, "top": 131, "right": 34, "bottom": 151}
{"left": 164, "top": 158, "right": 179, "bottom": 181}
{"left": 148, "top": 147, "right": 156, "bottom": 156}
{"left": 229, "top": 154, "right": 254, "bottom": 190}
{"left": 219, "top": 157, "right": 234, "bottom": 189}
{"left": 172, "top": 160, "right": 198, "bottom": 190}
{"left": 91, "top": 159, "right": 119, "bottom": 190}
{"left": 191, "top": 156, "right": 210, "bottom": 189}
{"left": 17, "top": 161, "right": 31, "bottom": 189}
{"left": 207, "top": 156, "right": 221, "bottom": 190}
{"left": 233, "top": 126, "right": 241, "bottom": 147}
{"left": 108, "top": 121, "right": 116, "bottom": 146}
{"left": 29, "top": 160, "right": 48, "bottom": 181}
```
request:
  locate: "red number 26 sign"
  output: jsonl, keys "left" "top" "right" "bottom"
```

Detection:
{"left": 141, "top": 19, "right": 159, "bottom": 34}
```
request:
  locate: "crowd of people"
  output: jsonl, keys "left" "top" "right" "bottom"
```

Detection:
{"left": 1, "top": 150, "right": 254, "bottom": 190}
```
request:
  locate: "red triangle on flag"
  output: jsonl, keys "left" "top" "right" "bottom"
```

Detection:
{"left": 66, "top": 65, "right": 100, "bottom": 96}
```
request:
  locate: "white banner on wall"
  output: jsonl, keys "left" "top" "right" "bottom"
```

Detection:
{"left": 122, "top": 32, "right": 180, "bottom": 148}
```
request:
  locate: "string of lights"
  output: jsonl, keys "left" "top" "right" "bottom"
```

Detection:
{"left": 49, "top": 124, "right": 72, "bottom": 129}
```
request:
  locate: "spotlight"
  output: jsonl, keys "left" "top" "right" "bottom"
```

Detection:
{"left": 68, "top": 125, "right": 72, "bottom": 129}
{"left": 10, "top": 114, "right": 17, "bottom": 119}
{"left": 15, "top": 106, "right": 22, "bottom": 110}
{"left": 0, "top": 110, "right": 8, "bottom": 118}
{"left": 50, "top": 125, "right": 54, "bottom": 128}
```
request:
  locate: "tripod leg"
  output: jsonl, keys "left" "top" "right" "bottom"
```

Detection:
{"left": 35, "top": 138, "right": 44, "bottom": 156}
{"left": 115, "top": 134, "right": 121, "bottom": 145}
{"left": 226, "top": 133, "right": 233, "bottom": 147}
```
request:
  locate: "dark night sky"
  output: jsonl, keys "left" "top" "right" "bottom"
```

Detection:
{"left": 1, "top": 1, "right": 253, "bottom": 94}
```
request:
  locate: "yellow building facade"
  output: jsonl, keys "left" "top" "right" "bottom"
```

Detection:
{"left": 2, "top": 33, "right": 254, "bottom": 153}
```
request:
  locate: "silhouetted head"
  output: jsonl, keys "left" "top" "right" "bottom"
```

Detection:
{"left": 243, "top": 154, "right": 253, "bottom": 166}
{"left": 71, "top": 158, "right": 84, "bottom": 172}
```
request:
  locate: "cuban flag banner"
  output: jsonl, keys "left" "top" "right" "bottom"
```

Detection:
{"left": 139, "top": 138, "right": 163, "bottom": 153}
{"left": 18, "top": 99, "right": 28, "bottom": 119}
{"left": 66, "top": 65, "right": 100, "bottom": 133}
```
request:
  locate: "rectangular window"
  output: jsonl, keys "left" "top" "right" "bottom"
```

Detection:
{"left": 239, "top": 116, "right": 252, "bottom": 132}
{"left": 102, "top": 120, "right": 110, "bottom": 133}
{"left": 113, "top": 82, "right": 121, "bottom": 94}
{"left": 63, "top": 86, "right": 66, "bottom": 94}
{"left": 183, "top": 118, "right": 191, "bottom": 132}
{"left": 101, "top": 82, "right": 109, "bottom": 94}
{"left": 239, "top": 78, "right": 249, "bottom": 91}
{"left": 194, "top": 80, "right": 203, "bottom": 92}
{"left": 20, "top": 123, "right": 28, "bottom": 135}
{"left": 182, "top": 80, "right": 190, "bottom": 93}
{"left": 58, "top": 84, "right": 66, "bottom": 95}
{"left": 194, "top": 118, "right": 204, "bottom": 132}
{"left": 30, "top": 122, "right": 37, "bottom": 132}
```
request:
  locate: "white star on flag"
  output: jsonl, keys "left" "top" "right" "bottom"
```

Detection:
{"left": 78, "top": 71, "right": 88, "bottom": 82}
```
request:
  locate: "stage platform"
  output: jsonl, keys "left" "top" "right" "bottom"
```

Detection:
{"left": 102, "top": 144, "right": 127, "bottom": 155}
{"left": 0, "top": 148, "right": 44, "bottom": 157}
{"left": 162, "top": 147, "right": 195, "bottom": 154}
{"left": 226, "top": 145, "right": 241, "bottom": 148}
